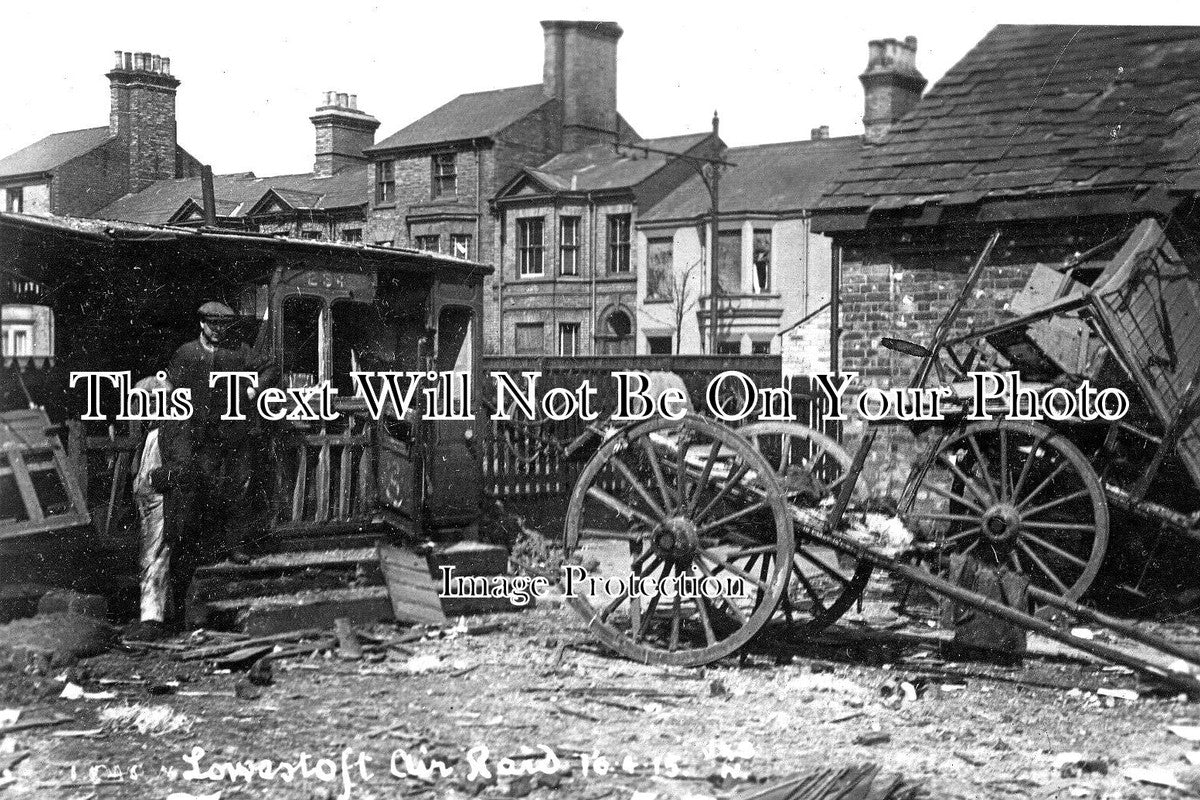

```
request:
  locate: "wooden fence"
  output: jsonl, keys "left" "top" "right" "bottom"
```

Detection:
{"left": 480, "top": 355, "right": 839, "bottom": 499}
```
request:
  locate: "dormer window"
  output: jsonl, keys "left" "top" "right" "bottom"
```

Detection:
{"left": 432, "top": 153, "right": 457, "bottom": 198}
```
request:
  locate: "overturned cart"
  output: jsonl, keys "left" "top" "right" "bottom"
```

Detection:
{"left": 556, "top": 223, "right": 1200, "bottom": 695}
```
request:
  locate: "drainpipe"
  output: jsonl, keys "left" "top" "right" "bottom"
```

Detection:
{"left": 830, "top": 243, "right": 841, "bottom": 376}
{"left": 588, "top": 192, "right": 597, "bottom": 355}
{"left": 497, "top": 203, "right": 505, "bottom": 355}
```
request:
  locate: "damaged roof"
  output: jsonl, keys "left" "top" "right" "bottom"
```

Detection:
{"left": 367, "top": 84, "right": 553, "bottom": 152}
{"left": 643, "top": 136, "right": 863, "bottom": 221}
{"left": 97, "top": 166, "right": 369, "bottom": 225}
{"left": 815, "top": 25, "right": 1200, "bottom": 227}
{"left": 503, "top": 133, "right": 714, "bottom": 197}
{"left": 0, "top": 127, "right": 113, "bottom": 178}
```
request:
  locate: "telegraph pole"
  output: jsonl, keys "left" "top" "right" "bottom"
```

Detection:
{"left": 575, "top": 118, "right": 732, "bottom": 354}
{"left": 707, "top": 111, "right": 720, "bottom": 355}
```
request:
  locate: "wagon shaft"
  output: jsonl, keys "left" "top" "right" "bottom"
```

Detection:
{"left": 804, "top": 520, "right": 1200, "bottom": 698}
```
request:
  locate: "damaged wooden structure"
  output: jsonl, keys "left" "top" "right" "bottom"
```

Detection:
{"left": 552, "top": 221, "right": 1200, "bottom": 695}
{"left": 0, "top": 211, "right": 491, "bottom": 629}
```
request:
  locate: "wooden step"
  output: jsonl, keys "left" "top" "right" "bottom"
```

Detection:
{"left": 200, "top": 586, "right": 396, "bottom": 635}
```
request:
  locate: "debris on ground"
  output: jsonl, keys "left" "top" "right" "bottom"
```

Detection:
{"left": 730, "top": 763, "right": 922, "bottom": 799}
{"left": 0, "top": 612, "right": 115, "bottom": 668}
{"left": 1124, "top": 765, "right": 1189, "bottom": 791}
{"left": 98, "top": 703, "right": 194, "bottom": 736}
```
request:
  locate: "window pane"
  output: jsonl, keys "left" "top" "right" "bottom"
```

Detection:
{"left": 716, "top": 340, "right": 741, "bottom": 355}
{"left": 416, "top": 235, "right": 440, "bottom": 253}
{"left": 607, "top": 214, "right": 631, "bottom": 273}
{"left": 450, "top": 235, "right": 472, "bottom": 259}
{"left": 518, "top": 219, "right": 544, "bottom": 276}
{"left": 646, "top": 238, "right": 673, "bottom": 300}
{"left": 559, "top": 217, "right": 579, "bottom": 276}
{"left": 717, "top": 230, "right": 742, "bottom": 294}
{"left": 753, "top": 230, "right": 771, "bottom": 293}
{"left": 646, "top": 335, "right": 673, "bottom": 355}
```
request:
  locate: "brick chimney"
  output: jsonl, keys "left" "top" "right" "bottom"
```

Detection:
{"left": 310, "top": 92, "right": 380, "bottom": 177}
{"left": 108, "top": 51, "right": 181, "bottom": 191}
{"left": 541, "top": 20, "right": 622, "bottom": 152}
{"left": 860, "top": 36, "right": 927, "bottom": 144}
{"left": 811, "top": 125, "right": 830, "bottom": 140}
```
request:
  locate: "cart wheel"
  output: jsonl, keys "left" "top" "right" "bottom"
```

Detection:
{"left": 740, "top": 421, "right": 872, "bottom": 631}
{"left": 563, "top": 414, "right": 794, "bottom": 666}
{"left": 901, "top": 421, "right": 1108, "bottom": 602}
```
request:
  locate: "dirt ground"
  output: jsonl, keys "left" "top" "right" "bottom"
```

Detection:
{"left": 6, "top": 584, "right": 1200, "bottom": 800}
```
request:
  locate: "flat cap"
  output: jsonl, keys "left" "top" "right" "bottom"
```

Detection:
{"left": 198, "top": 301, "right": 236, "bottom": 318}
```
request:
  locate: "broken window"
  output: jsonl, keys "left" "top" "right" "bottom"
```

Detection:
{"left": 449, "top": 234, "right": 472, "bottom": 259}
{"left": 331, "top": 278, "right": 429, "bottom": 398}
{"left": 281, "top": 295, "right": 324, "bottom": 388}
{"left": 341, "top": 229, "right": 363, "bottom": 243}
{"left": 753, "top": 229, "right": 771, "bottom": 293}
{"left": 415, "top": 235, "right": 440, "bottom": 253}
{"left": 646, "top": 237, "right": 674, "bottom": 301}
{"left": 717, "top": 230, "right": 742, "bottom": 295}
{"left": 5, "top": 188, "right": 22, "bottom": 214}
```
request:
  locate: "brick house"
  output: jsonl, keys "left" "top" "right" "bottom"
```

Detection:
{"left": 0, "top": 51, "right": 202, "bottom": 218}
{"left": 363, "top": 20, "right": 637, "bottom": 353}
{"left": 812, "top": 26, "right": 1200, "bottom": 493}
{"left": 638, "top": 130, "right": 862, "bottom": 366}
{"left": 98, "top": 91, "right": 379, "bottom": 241}
{"left": 491, "top": 133, "right": 718, "bottom": 355}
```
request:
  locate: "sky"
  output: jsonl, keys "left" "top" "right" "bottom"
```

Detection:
{"left": 2, "top": 0, "right": 1199, "bottom": 177}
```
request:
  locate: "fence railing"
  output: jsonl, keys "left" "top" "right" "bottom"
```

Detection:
{"left": 480, "top": 355, "right": 838, "bottom": 499}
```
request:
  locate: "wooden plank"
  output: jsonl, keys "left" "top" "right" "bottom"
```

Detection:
{"left": 291, "top": 446, "right": 308, "bottom": 522}
{"left": 8, "top": 451, "right": 45, "bottom": 524}
{"left": 337, "top": 443, "right": 352, "bottom": 520}
{"left": 66, "top": 420, "right": 87, "bottom": 501}
{"left": 315, "top": 439, "right": 330, "bottom": 523}
{"left": 377, "top": 544, "right": 448, "bottom": 626}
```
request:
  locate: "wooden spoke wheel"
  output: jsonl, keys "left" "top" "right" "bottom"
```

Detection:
{"left": 901, "top": 421, "right": 1108, "bottom": 602}
{"left": 740, "top": 422, "right": 873, "bottom": 632}
{"left": 563, "top": 414, "right": 794, "bottom": 666}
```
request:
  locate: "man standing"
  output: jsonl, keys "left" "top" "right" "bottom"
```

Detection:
{"left": 158, "top": 302, "right": 274, "bottom": 622}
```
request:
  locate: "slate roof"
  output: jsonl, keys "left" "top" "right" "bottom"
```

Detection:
{"left": 97, "top": 166, "right": 368, "bottom": 225}
{"left": 816, "top": 25, "right": 1200, "bottom": 224}
{"left": 642, "top": 136, "right": 863, "bottom": 221}
{"left": 368, "top": 84, "right": 553, "bottom": 153}
{"left": 0, "top": 127, "right": 113, "bottom": 178}
{"left": 511, "top": 133, "right": 713, "bottom": 195}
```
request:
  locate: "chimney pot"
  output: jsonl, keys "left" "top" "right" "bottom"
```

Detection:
{"left": 861, "top": 34, "right": 927, "bottom": 144}
{"left": 337, "top": 92, "right": 349, "bottom": 107}
{"left": 349, "top": 94, "right": 357, "bottom": 110}
{"left": 811, "top": 125, "right": 830, "bottom": 140}
{"left": 162, "top": 56, "right": 170, "bottom": 75}
{"left": 123, "top": 52, "right": 132, "bottom": 70}
{"left": 113, "top": 50, "right": 123, "bottom": 68}
{"left": 324, "top": 90, "right": 333, "bottom": 106}
{"left": 151, "top": 54, "right": 162, "bottom": 73}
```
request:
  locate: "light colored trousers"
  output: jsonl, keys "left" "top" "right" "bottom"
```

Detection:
{"left": 133, "top": 429, "right": 170, "bottom": 623}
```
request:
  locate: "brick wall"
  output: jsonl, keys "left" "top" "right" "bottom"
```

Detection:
{"left": 834, "top": 222, "right": 1128, "bottom": 497}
